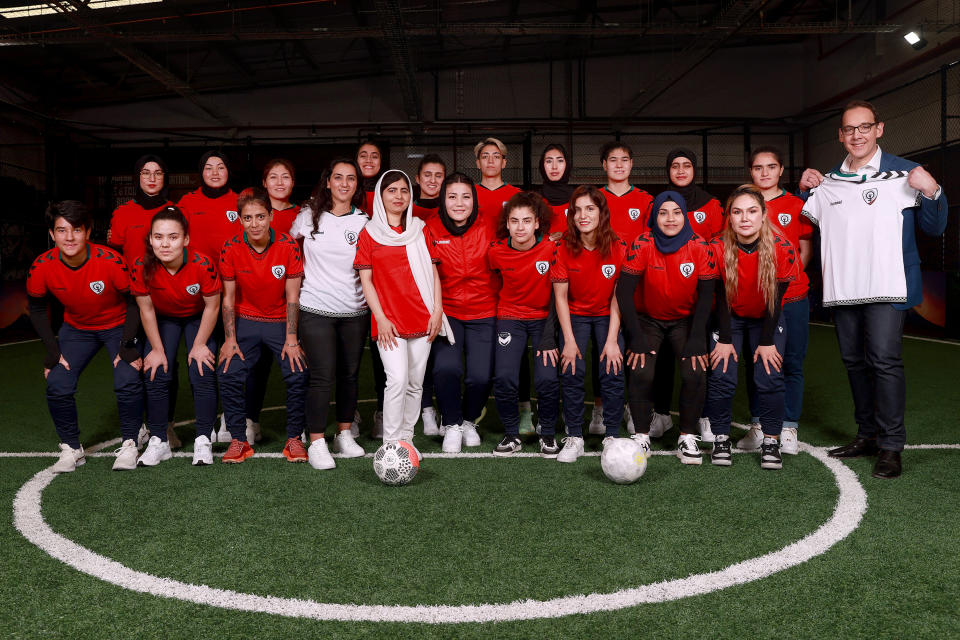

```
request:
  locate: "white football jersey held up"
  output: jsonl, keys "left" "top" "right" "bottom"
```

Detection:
{"left": 802, "top": 170, "right": 920, "bottom": 307}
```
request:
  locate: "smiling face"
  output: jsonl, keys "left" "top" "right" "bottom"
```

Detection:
{"left": 239, "top": 201, "right": 273, "bottom": 244}
{"left": 263, "top": 163, "right": 293, "bottom": 203}
{"left": 728, "top": 194, "right": 764, "bottom": 243}
{"left": 476, "top": 144, "right": 506, "bottom": 179}
{"left": 416, "top": 162, "right": 445, "bottom": 199}
{"left": 656, "top": 201, "right": 685, "bottom": 237}
{"left": 327, "top": 162, "right": 358, "bottom": 207}
{"left": 572, "top": 195, "right": 599, "bottom": 236}
{"left": 139, "top": 161, "right": 165, "bottom": 197}
{"left": 49, "top": 217, "right": 90, "bottom": 260}
{"left": 356, "top": 144, "right": 382, "bottom": 179}
{"left": 444, "top": 182, "right": 474, "bottom": 227}
{"left": 543, "top": 149, "right": 567, "bottom": 182}
{"left": 202, "top": 157, "right": 228, "bottom": 189}
{"left": 150, "top": 218, "right": 188, "bottom": 265}
{"left": 602, "top": 148, "right": 633, "bottom": 184}
{"left": 669, "top": 157, "right": 694, "bottom": 188}
{"left": 839, "top": 106, "right": 884, "bottom": 167}
{"left": 750, "top": 152, "right": 784, "bottom": 191}
{"left": 381, "top": 176, "right": 411, "bottom": 218}
{"left": 506, "top": 205, "right": 539, "bottom": 248}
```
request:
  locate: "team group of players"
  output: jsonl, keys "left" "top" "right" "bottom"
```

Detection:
{"left": 28, "top": 134, "right": 814, "bottom": 474}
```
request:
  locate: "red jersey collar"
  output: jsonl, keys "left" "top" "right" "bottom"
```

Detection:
{"left": 243, "top": 228, "right": 275, "bottom": 254}
{"left": 58, "top": 244, "right": 91, "bottom": 271}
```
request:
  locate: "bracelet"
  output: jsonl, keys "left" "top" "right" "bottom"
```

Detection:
{"left": 286, "top": 342, "right": 300, "bottom": 348}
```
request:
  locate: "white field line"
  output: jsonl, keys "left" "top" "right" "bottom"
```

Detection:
{"left": 13, "top": 442, "right": 870, "bottom": 624}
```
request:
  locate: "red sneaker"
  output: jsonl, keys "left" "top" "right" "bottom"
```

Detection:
{"left": 222, "top": 439, "right": 254, "bottom": 464}
{"left": 283, "top": 437, "right": 309, "bottom": 463}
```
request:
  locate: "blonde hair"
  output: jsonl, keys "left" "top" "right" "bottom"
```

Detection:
{"left": 474, "top": 137, "right": 507, "bottom": 159}
{"left": 722, "top": 185, "right": 778, "bottom": 314}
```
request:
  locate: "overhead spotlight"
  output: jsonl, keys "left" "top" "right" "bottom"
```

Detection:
{"left": 903, "top": 30, "right": 927, "bottom": 50}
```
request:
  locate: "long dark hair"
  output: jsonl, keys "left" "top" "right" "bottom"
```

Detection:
{"left": 437, "top": 172, "right": 479, "bottom": 236}
{"left": 142, "top": 205, "right": 189, "bottom": 287}
{"left": 306, "top": 157, "right": 364, "bottom": 236}
{"left": 497, "top": 191, "right": 552, "bottom": 241}
{"left": 565, "top": 185, "right": 618, "bottom": 257}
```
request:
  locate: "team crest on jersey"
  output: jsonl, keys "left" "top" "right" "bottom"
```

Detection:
{"left": 226, "top": 210, "right": 239, "bottom": 222}
{"left": 186, "top": 283, "right": 201, "bottom": 296}
{"left": 693, "top": 211, "right": 706, "bottom": 224}
{"left": 498, "top": 332, "right": 512, "bottom": 346}
{"left": 89, "top": 280, "right": 105, "bottom": 295}
{"left": 344, "top": 230, "right": 358, "bottom": 245}
{"left": 862, "top": 188, "right": 878, "bottom": 205}
{"left": 271, "top": 265, "right": 286, "bottom": 279}
{"left": 628, "top": 208, "right": 641, "bottom": 221}
{"left": 535, "top": 261, "right": 550, "bottom": 275}
{"left": 601, "top": 264, "right": 616, "bottom": 279}
{"left": 679, "top": 262, "right": 695, "bottom": 278}
{"left": 778, "top": 213, "right": 792, "bottom": 227}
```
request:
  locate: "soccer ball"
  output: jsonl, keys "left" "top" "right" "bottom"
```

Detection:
{"left": 601, "top": 438, "right": 648, "bottom": 484}
{"left": 373, "top": 441, "right": 420, "bottom": 486}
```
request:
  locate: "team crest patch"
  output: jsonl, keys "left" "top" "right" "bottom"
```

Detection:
{"left": 497, "top": 332, "right": 512, "bottom": 346}
{"left": 862, "top": 188, "right": 878, "bottom": 205}
{"left": 271, "top": 265, "right": 286, "bottom": 279}
{"left": 186, "top": 284, "right": 201, "bottom": 296}
{"left": 226, "top": 210, "right": 239, "bottom": 222}
{"left": 344, "top": 230, "right": 358, "bottom": 245}
{"left": 694, "top": 211, "right": 706, "bottom": 224}
{"left": 628, "top": 208, "right": 641, "bottom": 221}
{"left": 778, "top": 213, "right": 792, "bottom": 227}
{"left": 679, "top": 262, "right": 695, "bottom": 278}
{"left": 535, "top": 261, "right": 550, "bottom": 275}
{"left": 601, "top": 264, "right": 616, "bottom": 279}
{"left": 89, "top": 280, "right": 105, "bottom": 295}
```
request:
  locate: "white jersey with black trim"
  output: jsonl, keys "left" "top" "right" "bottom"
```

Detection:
{"left": 802, "top": 170, "right": 920, "bottom": 307}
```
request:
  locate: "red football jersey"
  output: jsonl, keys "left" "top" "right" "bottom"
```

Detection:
{"left": 476, "top": 183, "right": 522, "bottom": 235}
{"left": 271, "top": 204, "right": 300, "bottom": 236}
{"left": 621, "top": 234, "right": 718, "bottom": 321}
{"left": 714, "top": 234, "right": 796, "bottom": 319}
{"left": 412, "top": 202, "right": 439, "bottom": 223}
{"left": 425, "top": 216, "right": 498, "bottom": 320}
{"left": 219, "top": 231, "right": 303, "bottom": 322}
{"left": 109, "top": 199, "right": 173, "bottom": 263}
{"left": 487, "top": 238, "right": 559, "bottom": 320}
{"left": 686, "top": 198, "right": 725, "bottom": 240}
{"left": 601, "top": 186, "right": 654, "bottom": 247}
{"left": 27, "top": 243, "right": 131, "bottom": 330}
{"left": 552, "top": 240, "right": 627, "bottom": 316}
{"left": 177, "top": 189, "right": 240, "bottom": 266}
{"left": 546, "top": 201, "right": 570, "bottom": 235}
{"left": 764, "top": 190, "right": 813, "bottom": 302}
{"left": 130, "top": 249, "right": 221, "bottom": 318}
{"left": 354, "top": 226, "right": 436, "bottom": 339}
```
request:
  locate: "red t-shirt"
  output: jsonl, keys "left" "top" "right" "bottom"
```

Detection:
{"left": 546, "top": 201, "right": 570, "bottom": 235}
{"left": 354, "top": 226, "right": 436, "bottom": 339}
{"left": 412, "top": 201, "right": 439, "bottom": 223}
{"left": 601, "top": 186, "right": 654, "bottom": 246}
{"left": 621, "top": 234, "right": 718, "bottom": 321}
{"left": 426, "top": 216, "right": 498, "bottom": 320}
{"left": 552, "top": 239, "right": 627, "bottom": 316}
{"left": 487, "top": 238, "right": 558, "bottom": 320}
{"left": 764, "top": 190, "right": 813, "bottom": 303}
{"left": 687, "top": 198, "right": 725, "bottom": 240}
{"left": 27, "top": 243, "right": 131, "bottom": 331}
{"left": 476, "top": 183, "right": 522, "bottom": 235}
{"left": 219, "top": 231, "right": 303, "bottom": 322}
{"left": 271, "top": 204, "right": 300, "bottom": 236}
{"left": 108, "top": 199, "right": 172, "bottom": 263}
{"left": 715, "top": 235, "right": 796, "bottom": 319}
{"left": 177, "top": 189, "right": 240, "bottom": 265}
{"left": 130, "top": 249, "right": 221, "bottom": 318}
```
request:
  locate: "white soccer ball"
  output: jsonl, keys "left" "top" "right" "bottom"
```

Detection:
{"left": 601, "top": 437, "right": 648, "bottom": 484}
{"left": 373, "top": 441, "right": 420, "bottom": 486}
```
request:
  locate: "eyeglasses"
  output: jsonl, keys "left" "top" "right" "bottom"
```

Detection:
{"left": 140, "top": 170, "right": 165, "bottom": 178}
{"left": 840, "top": 122, "right": 877, "bottom": 136}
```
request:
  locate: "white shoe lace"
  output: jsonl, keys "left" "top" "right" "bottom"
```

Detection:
{"left": 679, "top": 434, "right": 701, "bottom": 453}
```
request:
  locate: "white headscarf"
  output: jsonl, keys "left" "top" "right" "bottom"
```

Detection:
{"left": 365, "top": 170, "right": 453, "bottom": 343}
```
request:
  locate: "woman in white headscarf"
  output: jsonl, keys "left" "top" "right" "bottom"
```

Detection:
{"left": 353, "top": 170, "right": 452, "bottom": 453}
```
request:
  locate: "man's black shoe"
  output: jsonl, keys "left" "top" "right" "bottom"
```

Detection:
{"left": 828, "top": 437, "right": 878, "bottom": 458}
{"left": 872, "top": 450, "right": 902, "bottom": 479}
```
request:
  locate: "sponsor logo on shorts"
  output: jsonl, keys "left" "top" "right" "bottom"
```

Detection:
{"left": 226, "top": 210, "right": 239, "bottom": 222}
{"left": 679, "top": 262, "right": 695, "bottom": 278}
{"left": 694, "top": 211, "right": 706, "bottom": 224}
{"left": 271, "top": 265, "right": 286, "bottom": 279}
{"left": 778, "top": 213, "right": 792, "bottom": 227}
{"left": 498, "top": 332, "right": 512, "bottom": 346}
{"left": 601, "top": 264, "right": 616, "bottom": 279}
{"left": 862, "top": 188, "right": 878, "bottom": 205}
{"left": 535, "top": 260, "right": 550, "bottom": 275}
{"left": 186, "top": 283, "right": 201, "bottom": 296}
{"left": 628, "top": 208, "right": 641, "bottom": 221}
{"left": 89, "top": 280, "right": 105, "bottom": 295}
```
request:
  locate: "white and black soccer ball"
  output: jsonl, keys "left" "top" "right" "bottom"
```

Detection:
{"left": 373, "top": 441, "right": 420, "bottom": 486}
{"left": 601, "top": 438, "right": 648, "bottom": 484}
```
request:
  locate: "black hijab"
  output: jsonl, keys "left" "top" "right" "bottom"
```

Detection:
{"left": 539, "top": 144, "right": 576, "bottom": 206}
{"left": 133, "top": 154, "right": 168, "bottom": 209}
{"left": 666, "top": 148, "right": 713, "bottom": 211}
{"left": 648, "top": 190, "right": 694, "bottom": 254}
{"left": 437, "top": 173, "right": 479, "bottom": 237}
{"left": 198, "top": 150, "right": 231, "bottom": 199}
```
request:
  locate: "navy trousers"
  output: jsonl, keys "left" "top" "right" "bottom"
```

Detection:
{"left": 432, "top": 316, "right": 496, "bottom": 426}
{"left": 747, "top": 297, "right": 809, "bottom": 427}
{"left": 559, "top": 314, "right": 624, "bottom": 437}
{"left": 493, "top": 318, "right": 559, "bottom": 436}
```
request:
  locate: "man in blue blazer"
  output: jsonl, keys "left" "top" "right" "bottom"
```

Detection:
{"left": 799, "top": 99, "right": 948, "bottom": 479}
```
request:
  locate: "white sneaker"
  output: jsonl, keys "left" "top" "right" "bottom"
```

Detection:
{"left": 677, "top": 433, "right": 703, "bottom": 465}
{"left": 308, "top": 438, "right": 336, "bottom": 470}
{"left": 441, "top": 424, "right": 463, "bottom": 453}
{"left": 557, "top": 436, "right": 584, "bottom": 463}
{"left": 137, "top": 436, "right": 172, "bottom": 467}
{"left": 332, "top": 431, "right": 366, "bottom": 458}
{"left": 630, "top": 432, "right": 652, "bottom": 454}
{"left": 422, "top": 407, "right": 441, "bottom": 436}
{"left": 462, "top": 420, "right": 482, "bottom": 447}
{"left": 623, "top": 406, "right": 635, "bottom": 434}
{"left": 736, "top": 424, "right": 764, "bottom": 451}
{"left": 649, "top": 412, "right": 673, "bottom": 438}
{"left": 780, "top": 427, "right": 799, "bottom": 455}
{"left": 372, "top": 411, "right": 384, "bottom": 439}
{"left": 245, "top": 418, "right": 262, "bottom": 443}
{"left": 350, "top": 410, "right": 361, "bottom": 437}
{"left": 137, "top": 424, "right": 150, "bottom": 449}
{"left": 112, "top": 439, "right": 138, "bottom": 471}
{"left": 216, "top": 414, "right": 232, "bottom": 443}
{"left": 166, "top": 422, "right": 182, "bottom": 449}
{"left": 588, "top": 405, "right": 605, "bottom": 435}
{"left": 192, "top": 435, "right": 213, "bottom": 466}
{"left": 698, "top": 417, "right": 716, "bottom": 443}
{"left": 52, "top": 443, "right": 85, "bottom": 473}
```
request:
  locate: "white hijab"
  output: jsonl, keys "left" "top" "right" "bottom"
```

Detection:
{"left": 365, "top": 170, "right": 453, "bottom": 343}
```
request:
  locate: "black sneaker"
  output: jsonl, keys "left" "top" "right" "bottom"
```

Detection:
{"left": 493, "top": 435, "right": 522, "bottom": 457}
{"left": 711, "top": 435, "right": 732, "bottom": 466}
{"left": 539, "top": 435, "right": 560, "bottom": 458}
{"left": 760, "top": 437, "right": 782, "bottom": 470}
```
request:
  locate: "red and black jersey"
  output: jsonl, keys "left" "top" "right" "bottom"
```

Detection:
{"left": 27, "top": 243, "right": 131, "bottom": 330}
{"left": 476, "top": 183, "right": 522, "bottom": 235}
{"left": 686, "top": 198, "right": 724, "bottom": 240}
{"left": 552, "top": 240, "right": 627, "bottom": 316}
{"left": 130, "top": 249, "right": 221, "bottom": 318}
{"left": 219, "top": 231, "right": 303, "bottom": 322}
{"left": 271, "top": 204, "right": 300, "bottom": 236}
{"left": 764, "top": 190, "right": 813, "bottom": 303}
{"left": 354, "top": 226, "right": 437, "bottom": 339}
{"left": 412, "top": 201, "right": 439, "bottom": 223}
{"left": 487, "top": 237, "right": 558, "bottom": 320}
{"left": 714, "top": 234, "right": 796, "bottom": 319}
{"left": 601, "top": 186, "right": 654, "bottom": 246}
{"left": 622, "top": 234, "right": 718, "bottom": 321}
{"left": 177, "top": 188, "right": 240, "bottom": 265}
{"left": 426, "top": 216, "right": 498, "bottom": 320}
{"left": 108, "top": 199, "right": 173, "bottom": 263}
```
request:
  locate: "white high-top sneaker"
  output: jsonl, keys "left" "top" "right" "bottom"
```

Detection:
{"left": 421, "top": 407, "right": 440, "bottom": 436}
{"left": 331, "top": 431, "right": 365, "bottom": 458}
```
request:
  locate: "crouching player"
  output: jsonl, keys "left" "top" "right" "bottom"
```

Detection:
{"left": 218, "top": 187, "right": 308, "bottom": 464}
{"left": 131, "top": 206, "right": 221, "bottom": 467}
{"left": 27, "top": 201, "right": 144, "bottom": 472}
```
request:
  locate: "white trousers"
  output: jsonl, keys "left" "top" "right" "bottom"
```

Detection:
{"left": 377, "top": 335, "right": 431, "bottom": 442}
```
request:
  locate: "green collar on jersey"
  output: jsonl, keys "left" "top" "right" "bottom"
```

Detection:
{"left": 58, "top": 244, "right": 90, "bottom": 270}
{"left": 507, "top": 232, "right": 543, "bottom": 251}
{"left": 603, "top": 184, "right": 635, "bottom": 197}
{"left": 243, "top": 228, "right": 274, "bottom": 253}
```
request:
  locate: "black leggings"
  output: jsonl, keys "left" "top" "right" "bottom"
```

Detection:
{"left": 300, "top": 311, "right": 369, "bottom": 433}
